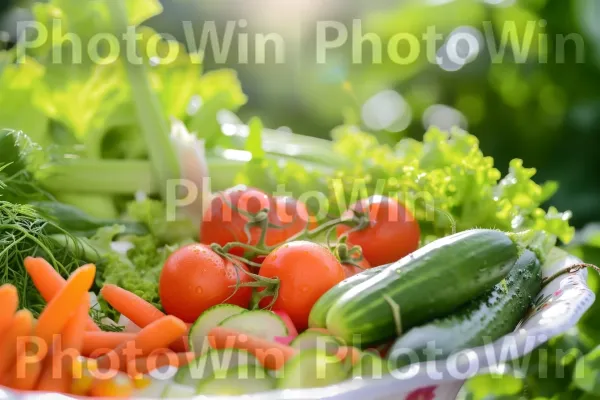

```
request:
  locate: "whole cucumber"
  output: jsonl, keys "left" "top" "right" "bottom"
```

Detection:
{"left": 308, "top": 264, "right": 390, "bottom": 329}
{"left": 325, "top": 229, "right": 519, "bottom": 345}
{"left": 388, "top": 249, "right": 542, "bottom": 367}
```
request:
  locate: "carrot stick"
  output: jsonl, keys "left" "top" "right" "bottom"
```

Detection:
{"left": 0, "top": 284, "right": 18, "bottom": 335}
{"left": 8, "top": 357, "right": 43, "bottom": 391}
{"left": 0, "top": 310, "right": 34, "bottom": 377}
{"left": 37, "top": 299, "right": 90, "bottom": 393}
{"left": 62, "top": 298, "right": 90, "bottom": 351}
{"left": 100, "top": 284, "right": 165, "bottom": 328}
{"left": 96, "top": 316, "right": 188, "bottom": 371}
{"left": 35, "top": 344, "right": 70, "bottom": 393}
{"left": 207, "top": 326, "right": 297, "bottom": 370}
{"left": 24, "top": 257, "right": 100, "bottom": 332}
{"left": 35, "top": 264, "right": 96, "bottom": 349}
{"left": 82, "top": 332, "right": 136, "bottom": 357}
{"left": 126, "top": 351, "right": 195, "bottom": 375}
{"left": 100, "top": 284, "right": 189, "bottom": 352}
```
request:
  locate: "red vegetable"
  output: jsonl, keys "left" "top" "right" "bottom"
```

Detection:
{"left": 200, "top": 186, "right": 273, "bottom": 255}
{"left": 259, "top": 241, "right": 345, "bottom": 331}
{"left": 159, "top": 244, "right": 253, "bottom": 322}
{"left": 337, "top": 195, "right": 420, "bottom": 266}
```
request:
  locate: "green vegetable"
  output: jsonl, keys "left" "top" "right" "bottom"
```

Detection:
{"left": 96, "top": 234, "right": 171, "bottom": 315}
{"left": 325, "top": 229, "right": 520, "bottom": 345}
{"left": 188, "top": 304, "right": 246, "bottom": 356}
{"left": 174, "top": 348, "right": 260, "bottom": 388}
{"left": 308, "top": 264, "right": 389, "bottom": 329}
{"left": 276, "top": 348, "right": 350, "bottom": 389}
{"left": 0, "top": 201, "right": 88, "bottom": 314}
{"left": 389, "top": 249, "right": 542, "bottom": 367}
{"left": 196, "top": 365, "right": 275, "bottom": 395}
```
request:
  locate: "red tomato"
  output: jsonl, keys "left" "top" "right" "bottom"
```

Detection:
{"left": 200, "top": 186, "right": 273, "bottom": 255}
{"left": 159, "top": 243, "right": 252, "bottom": 322}
{"left": 266, "top": 196, "right": 316, "bottom": 245}
{"left": 342, "top": 255, "right": 371, "bottom": 278}
{"left": 336, "top": 196, "right": 420, "bottom": 267}
{"left": 258, "top": 241, "right": 345, "bottom": 331}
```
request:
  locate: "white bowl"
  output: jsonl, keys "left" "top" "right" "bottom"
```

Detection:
{"left": 0, "top": 248, "right": 594, "bottom": 400}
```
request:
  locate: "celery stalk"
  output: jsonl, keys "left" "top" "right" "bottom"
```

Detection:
{"left": 106, "top": 1, "right": 180, "bottom": 199}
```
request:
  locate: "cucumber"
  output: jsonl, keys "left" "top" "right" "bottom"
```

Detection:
{"left": 389, "top": 249, "right": 542, "bottom": 367}
{"left": 290, "top": 331, "right": 343, "bottom": 353}
{"left": 326, "top": 229, "right": 520, "bottom": 344}
{"left": 218, "top": 310, "right": 288, "bottom": 340}
{"left": 196, "top": 365, "right": 275, "bottom": 395}
{"left": 277, "top": 348, "right": 351, "bottom": 389}
{"left": 188, "top": 304, "right": 246, "bottom": 355}
{"left": 308, "top": 264, "right": 389, "bottom": 329}
{"left": 174, "top": 348, "right": 259, "bottom": 388}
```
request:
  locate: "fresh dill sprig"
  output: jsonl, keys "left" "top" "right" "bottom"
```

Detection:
{"left": 0, "top": 201, "right": 90, "bottom": 313}
{"left": 89, "top": 306, "right": 125, "bottom": 332}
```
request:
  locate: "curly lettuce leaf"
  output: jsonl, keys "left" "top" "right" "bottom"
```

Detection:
{"left": 329, "top": 125, "right": 574, "bottom": 243}
{"left": 236, "top": 124, "right": 574, "bottom": 243}
{"left": 125, "top": 198, "right": 197, "bottom": 245}
{"left": 96, "top": 234, "right": 172, "bottom": 314}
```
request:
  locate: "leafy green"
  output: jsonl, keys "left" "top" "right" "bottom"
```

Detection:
{"left": 96, "top": 234, "right": 171, "bottom": 315}
{"left": 125, "top": 198, "right": 196, "bottom": 245}
{"left": 238, "top": 125, "right": 574, "bottom": 242}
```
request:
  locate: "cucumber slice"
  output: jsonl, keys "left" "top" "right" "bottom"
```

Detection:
{"left": 161, "top": 383, "right": 196, "bottom": 398}
{"left": 197, "top": 365, "right": 275, "bottom": 395}
{"left": 189, "top": 304, "right": 246, "bottom": 355}
{"left": 174, "top": 348, "right": 259, "bottom": 388}
{"left": 290, "top": 331, "right": 343, "bottom": 353}
{"left": 277, "top": 348, "right": 351, "bottom": 389}
{"left": 218, "top": 310, "right": 288, "bottom": 340}
{"left": 348, "top": 351, "right": 389, "bottom": 380}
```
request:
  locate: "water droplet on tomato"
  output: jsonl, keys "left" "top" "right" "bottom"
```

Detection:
{"left": 195, "top": 287, "right": 203, "bottom": 295}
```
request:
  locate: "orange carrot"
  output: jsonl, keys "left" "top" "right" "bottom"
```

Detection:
{"left": 24, "top": 257, "right": 100, "bottom": 332}
{"left": 37, "top": 299, "right": 90, "bottom": 393}
{"left": 0, "top": 310, "right": 34, "bottom": 377}
{"left": 36, "top": 343, "right": 70, "bottom": 393}
{"left": 126, "top": 351, "right": 195, "bottom": 375}
{"left": 96, "top": 316, "right": 188, "bottom": 371}
{"left": 35, "top": 264, "right": 96, "bottom": 349}
{"left": 8, "top": 358, "right": 43, "bottom": 391}
{"left": 82, "top": 332, "right": 136, "bottom": 357}
{"left": 0, "top": 284, "right": 18, "bottom": 335}
{"left": 62, "top": 299, "right": 90, "bottom": 352}
{"left": 100, "top": 284, "right": 165, "bottom": 328}
{"left": 208, "top": 326, "right": 297, "bottom": 370}
{"left": 100, "top": 285, "right": 190, "bottom": 352}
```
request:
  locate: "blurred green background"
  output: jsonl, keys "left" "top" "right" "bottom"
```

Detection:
{"left": 2, "top": 0, "right": 599, "bottom": 227}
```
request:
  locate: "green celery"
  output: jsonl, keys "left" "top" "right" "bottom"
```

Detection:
{"left": 106, "top": 1, "right": 180, "bottom": 199}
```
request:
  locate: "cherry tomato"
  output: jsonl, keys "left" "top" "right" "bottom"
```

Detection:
{"left": 159, "top": 243, "right": 252, "bottom": 322}
{"left": 336, "top": 196, "right": 420, "bottom": 267}
{"left": 200, "top": 186, "right": 273, "bottom": 255}
{"left": 342, "top": 254, "right": 371, "bottom": 278}
{"left": 258, "top": 241, "right": 345, "bottom": 331}
{"left": 266, "top": 196, "right": 316, "bottom": 245}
